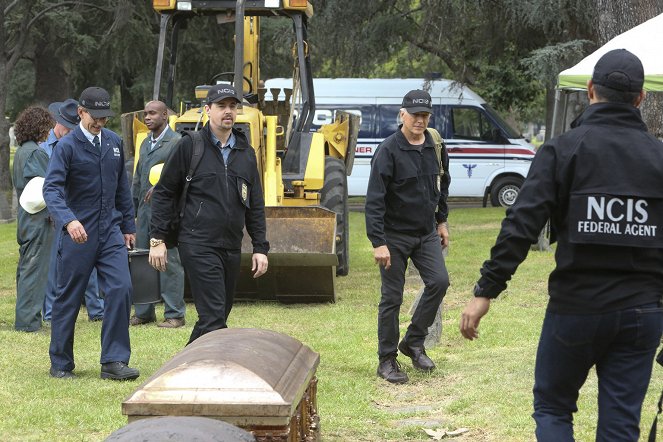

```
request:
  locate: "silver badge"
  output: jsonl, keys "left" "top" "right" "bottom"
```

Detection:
{"left": 242, "top": 182, "right": 248, "bottom": 201}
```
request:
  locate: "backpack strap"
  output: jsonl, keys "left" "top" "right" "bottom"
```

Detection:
{"left": 177, "top": 130, "right": 205, "bottom": 218}
{"left": 427, "top": 127, "right": 446, "bottom": 177}
{"left": 427, "top": 127, "right": 447, "bottom": 193}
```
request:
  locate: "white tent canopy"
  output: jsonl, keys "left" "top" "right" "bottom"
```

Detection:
{"left": 557, "top": 13, "right": 663, "bottom": 92}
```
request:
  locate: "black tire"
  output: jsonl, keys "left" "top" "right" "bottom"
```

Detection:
{"left": 320, "top": 156, "right": 350, "bottom": 276}
{"left": 490, "top": 176, "right": 524, "bottom": 207}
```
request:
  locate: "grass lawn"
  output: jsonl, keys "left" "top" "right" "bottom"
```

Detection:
{"left": 0, "top": 208, "right": 661, "bottom": 441}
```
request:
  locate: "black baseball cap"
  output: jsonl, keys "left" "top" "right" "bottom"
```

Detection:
{"left": 402, "top": 89, "right": 433, "bottom": 114}
{"left": 48, "top": 99, "right": 80, "bottom": 129}
{"left": 79, "top": 86, "right": 114, "bottom": 118}
{"left": 206, "top": 85, "right": 241, "bottom": 104}
{"left": 592, "top": 49, "right": 644, "bottom": 92}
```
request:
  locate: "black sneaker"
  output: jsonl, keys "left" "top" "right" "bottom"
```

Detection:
{"left": 101, "top": 362, "right": 139, "bottom": 381}
{"left": 398, "top": 340, "right": 435, "bottom": 372}
{"left": 377, "top": 356, "right": 409, "bottom": 384}
{"left": 50, "top": 367, "right": 75, "bottom": 379}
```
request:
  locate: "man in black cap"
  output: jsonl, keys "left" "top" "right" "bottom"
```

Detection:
{"left": 41, "top": 99, "right": 105, "bottom": 324}
{"left": 149, "top": 85, "right": 269, "bottom": 345}
{"left": 365, "top": 89, "right": 451, "bottom": 384}
{"left": 44, "top": 86, "right": 139, "bottom": 380}
{"left": 461, "top": 49, "right": 663, "bottom": 441}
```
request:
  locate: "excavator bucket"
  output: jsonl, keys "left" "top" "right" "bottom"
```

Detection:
{"left": 236, "top": 206, "right": 338, "bottom": 303}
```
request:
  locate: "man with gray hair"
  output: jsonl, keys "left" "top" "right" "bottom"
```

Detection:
{"left": 365, "top": 89, "right": 451, "bottom": 384}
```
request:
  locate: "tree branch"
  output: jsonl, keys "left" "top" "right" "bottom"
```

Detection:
{"left": 26, "top": 1, "right": 112, "bottom": 31}
{"left": 3, "top": 0, "right": 21, "bottom": 16}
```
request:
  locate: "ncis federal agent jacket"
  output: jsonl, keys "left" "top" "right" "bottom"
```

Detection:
{"left": 150, "top": 125, "right": 269, "bottom": 254}
{"left": 366, "top": 127, "right": 450, "bottom": 247}
{"left": 476, "top": 102, "right": 663, "bottom": 314}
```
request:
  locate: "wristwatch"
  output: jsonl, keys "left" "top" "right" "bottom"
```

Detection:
{"left": 150, "top": 238, "right": 165, "bottom": 247}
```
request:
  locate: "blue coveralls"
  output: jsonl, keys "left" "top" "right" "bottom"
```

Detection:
{"left": 43, "top": 125, "right": 136, "bottom": 371}
{"left": 131, "top": 127, "right": 185, "bottom": 320}
{"left": 12, "top": 141, "right": 52, "bottom": 332}
{"left": 40, "top": 129, "right": 104, "bottom": 321}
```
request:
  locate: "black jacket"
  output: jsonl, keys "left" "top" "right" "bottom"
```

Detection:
{"left": 150, "top": 125, "right": 269, "bottom": 254}
{"left": 365, "top": 127, "right": 450, "bottom": 247}
{"left": 477, "top": 102, "right": 663, "bottom": 313}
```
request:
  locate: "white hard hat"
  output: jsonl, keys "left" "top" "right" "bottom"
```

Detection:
{"left": 19, "top": 177, "right": 46, "bottom": 214}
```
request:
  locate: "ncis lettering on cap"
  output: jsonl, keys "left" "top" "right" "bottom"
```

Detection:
{"left": 207, "top": 85, "right": 241, "bottom": 104}
{"left": 402, "top": 89, "right": 433, "bottom": 114}
{"left": 568, "top": 193, "right": 662, "bottom": 248}
{"left": 79, "top": 86, "right": 114, "bottom": 119}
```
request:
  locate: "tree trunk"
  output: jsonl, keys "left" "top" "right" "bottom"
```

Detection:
{"left": 595, "top": 0, "right": 663, "bottom": 136}
{"left": 34, "top": 44, "right": 72, "bottom": 103}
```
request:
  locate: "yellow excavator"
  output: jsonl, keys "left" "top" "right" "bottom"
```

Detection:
{"left": 121, "top": 0, "right": 358, "bottom": 302}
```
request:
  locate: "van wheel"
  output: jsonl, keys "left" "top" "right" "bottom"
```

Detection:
{"left": 320, "top": 156, "right": 350, "bottom": 276}
{"left": 490, "top": 177, "right": 523, "bottom": 207}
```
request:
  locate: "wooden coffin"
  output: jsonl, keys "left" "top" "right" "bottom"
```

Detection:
{"left": 122, "top": 328, "right": 320, "bottom": 441}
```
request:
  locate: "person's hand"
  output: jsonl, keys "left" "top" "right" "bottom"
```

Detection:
{"left": 144, "top": 186, "right": 155, "bottom": 203}
{"left": 460, "top": 296, "right": 491, "bottom": 340}
{"left": 124, "top": 233, "right": 135, "bottom": 249}
{"left": 437, "top": 222, "right": 449, "bottom": 249}
{"left": 252, "top": 253, "right": 268, "bottom": 278}
{"left": 149, "top": 243, "right": 168, "bottom": 272}
{"left": 373, "top": 245, "right": 391, "bottom": 269}
{"left": 66, "top": 220, "right": 87, "bottom": 244}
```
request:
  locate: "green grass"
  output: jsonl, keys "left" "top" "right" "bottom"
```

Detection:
{"left": 0, "top": 209, "right": 661, "bottom": 441}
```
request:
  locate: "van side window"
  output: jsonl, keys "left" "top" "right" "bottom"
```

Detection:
{"left": 337, "top": 106, "right": 375, "bottom": 139}
{"left": 379, "top": 105, "right": 436, "bottom": 139}
{"left": 311, "top": 106, "right": 376, "bottom": 139}
{"left": 451, "top": 107, "right": 500, "bottom": 142}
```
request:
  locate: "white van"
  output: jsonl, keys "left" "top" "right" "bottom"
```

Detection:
{"left": 265, "top": 78, "right": 536, "bottom": 206}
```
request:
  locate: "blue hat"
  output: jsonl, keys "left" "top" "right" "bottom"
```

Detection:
{"left": 48, "top": 99, "right": 80, "bottom": 129}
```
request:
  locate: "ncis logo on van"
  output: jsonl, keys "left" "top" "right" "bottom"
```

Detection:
{"left": 569, "top": 194, "right": 662, "bottom": 247}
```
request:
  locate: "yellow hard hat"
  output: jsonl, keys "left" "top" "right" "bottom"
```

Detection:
{"left": 149, "top": 163, "right": 164, "bottom": 186}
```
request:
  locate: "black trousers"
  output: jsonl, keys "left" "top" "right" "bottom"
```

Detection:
{"left": 378, "top": 230, "right": 449, "bottom": 359}
{"left": 178, "top": 243, "right": 241, "bottom": 345}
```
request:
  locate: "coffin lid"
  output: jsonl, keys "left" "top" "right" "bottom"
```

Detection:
{"left": 122, "top": 328, "right": 319, "bottom": 421}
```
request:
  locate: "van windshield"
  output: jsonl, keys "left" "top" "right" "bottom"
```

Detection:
{"left": 483, "top": 104, "right": 522, "bottom": 139}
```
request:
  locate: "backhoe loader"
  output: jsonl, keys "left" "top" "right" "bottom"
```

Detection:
{"left": 121, "top": 0, "right": 358, "bottom": 302}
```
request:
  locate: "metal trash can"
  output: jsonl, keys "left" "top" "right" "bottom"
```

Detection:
{"left": 128, "top": 249, "right": 160, "bottom": 305}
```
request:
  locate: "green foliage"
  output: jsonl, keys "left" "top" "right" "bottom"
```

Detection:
{"left": 5, "top": 60, "right": 36, "bottom": 120}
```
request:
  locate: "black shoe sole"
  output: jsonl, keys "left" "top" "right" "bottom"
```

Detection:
{"left": 100, "top": 372, "right": 139, "bottom": 381}
{"left": 377, "top": 372, "right": 409, "bottom": 384}
{"left": 398, "top": 341, "right": 436, "bottom": 372}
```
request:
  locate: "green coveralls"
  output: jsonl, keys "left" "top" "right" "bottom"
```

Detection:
{"left": 12, "top": 141, "right": 52, "bottom": 331}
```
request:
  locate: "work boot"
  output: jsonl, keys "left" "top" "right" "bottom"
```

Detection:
{"left": 50, "top": 367, "right": 75, "bottom": 379}
{"left": 398, "top": 340, "right": 435, "bottom": 372}
{"left": 158, "top": 317, "right": 186, "bottom": 328}
{"left": 129, "top": 315, "right": 155, "bottom": 326}
{"left": 101, "top": 362, "right": 139, "bottom": 381}
{"left": 377, "top": 356, "right": 409, "bottom": 384}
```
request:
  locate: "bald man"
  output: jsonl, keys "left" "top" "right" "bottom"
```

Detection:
{"left": 130, "top": 101, "right": 186, "bottom": 328}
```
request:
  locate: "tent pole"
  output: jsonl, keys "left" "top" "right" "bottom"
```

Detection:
{"left": 550, "top": 88, "right": 562, "bottom": 140}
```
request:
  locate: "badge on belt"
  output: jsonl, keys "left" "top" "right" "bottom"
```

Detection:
{"left": 242, "top": 182, "right": 248, "bottom": 202}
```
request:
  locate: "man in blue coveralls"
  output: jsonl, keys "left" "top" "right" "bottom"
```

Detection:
{"left": 44, "top": 86, "right": 139, "bottom": 380}
{"left": 41, "top": 98, "right": 105, "bottom": 323}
